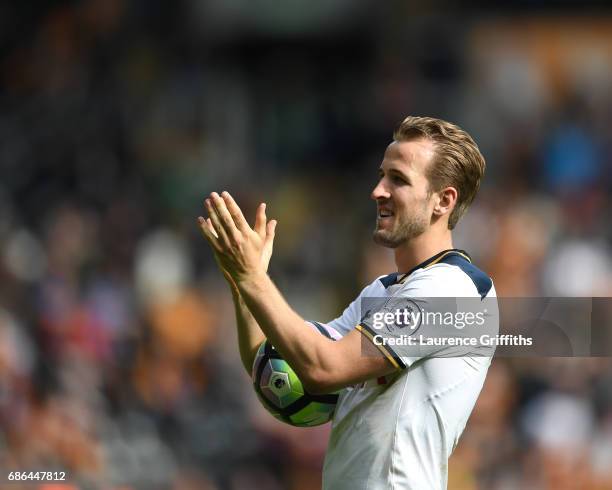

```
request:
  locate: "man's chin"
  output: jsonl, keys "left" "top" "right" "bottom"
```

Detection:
{"left": 372, "top": 230, "right": 401, "bottom": 248}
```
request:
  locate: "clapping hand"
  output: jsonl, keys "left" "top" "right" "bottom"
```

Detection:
{"left": 198, "top": 192, "right": 277, "bottom": 284}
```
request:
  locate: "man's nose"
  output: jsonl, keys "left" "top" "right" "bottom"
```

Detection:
{"left": 371, "top": 180, "right": 390, "bottom": 201}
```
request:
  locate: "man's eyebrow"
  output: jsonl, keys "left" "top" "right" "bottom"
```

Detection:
{"left": 379, "top": 165, "right": 408, "bottom": 174}
{"left": 387, "top": 167, "right": 411, "bottom": 180}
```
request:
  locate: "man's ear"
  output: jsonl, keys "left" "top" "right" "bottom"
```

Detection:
{"left": 433, "top": 187, "right": 458, "bottom": 217}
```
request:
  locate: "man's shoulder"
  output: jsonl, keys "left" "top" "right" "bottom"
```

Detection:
{"left": 357, "top": 275, "right": 391, "bottom": 297}
{"left": 375, "top": 272, "right": 401, "bottom": 289}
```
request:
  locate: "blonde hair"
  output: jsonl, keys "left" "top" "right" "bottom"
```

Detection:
{"left": 394, "top": 116, "right": 485, "bottom": 229}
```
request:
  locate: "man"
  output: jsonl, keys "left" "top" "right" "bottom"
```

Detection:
{"left": 198, "top": 116, "right": 497, "bottom": 489}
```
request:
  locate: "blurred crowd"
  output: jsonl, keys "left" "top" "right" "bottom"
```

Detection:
{"left": 0, "top": 1, "right": 611, "bottom": 489}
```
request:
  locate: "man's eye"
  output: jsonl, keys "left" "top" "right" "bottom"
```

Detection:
{"left": 392, "top": 175, "right": 406, "bottom": 184}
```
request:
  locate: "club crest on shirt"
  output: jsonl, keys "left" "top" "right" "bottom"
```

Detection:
{"left": 361, "top": 297, "right": 423, "bottom": 335}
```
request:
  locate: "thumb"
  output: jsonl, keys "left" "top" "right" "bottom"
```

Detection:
{"left": 265, "top": 219, "right": 277, "bottom": 243}
{"left": 254, "top": 203, "right": 266, "bottom": 237}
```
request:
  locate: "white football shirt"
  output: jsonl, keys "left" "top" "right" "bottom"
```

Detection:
{"left": 321, "top": 249, "right": 498, "bottom": 490}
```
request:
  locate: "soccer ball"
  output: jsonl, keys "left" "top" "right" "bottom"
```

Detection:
{"left": 252, "top": 321, "right": 342, "bottom": 427}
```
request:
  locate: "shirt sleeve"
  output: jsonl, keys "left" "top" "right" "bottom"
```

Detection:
{"left": 326, "top": 280, "right": 383, "bottom": 336}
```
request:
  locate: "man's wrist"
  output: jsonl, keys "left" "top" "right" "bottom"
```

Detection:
{"left": 229, "top": 280, "right": 241, "bottom": 298}
{"left": 234, "top": 268, "right": 269, "bottom": 293}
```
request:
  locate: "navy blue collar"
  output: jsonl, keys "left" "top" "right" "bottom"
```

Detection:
{"left": 379, "top": 249, "right": 471, "bottom": 288}
{"left": 404, "top": 248, "right": 471, "bottom": 278}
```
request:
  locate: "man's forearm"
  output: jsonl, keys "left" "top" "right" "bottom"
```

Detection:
{"left": 235, "top": 270, "right": 331, "bottom": 388}
{"left": 229, "top": 284, "right": 266, "bottom": 374}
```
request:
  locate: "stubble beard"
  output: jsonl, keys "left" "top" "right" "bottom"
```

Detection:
{"left": 372, "top": 213, "right": 429, "bottom": 248}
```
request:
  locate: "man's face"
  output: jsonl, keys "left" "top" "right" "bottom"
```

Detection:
{"left": 371, "top": 139, "right": 437, "bottom": 248}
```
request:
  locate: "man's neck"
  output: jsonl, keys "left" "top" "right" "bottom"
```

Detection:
{"left": 394, "top": 229, "right": 454, "bottom": 274}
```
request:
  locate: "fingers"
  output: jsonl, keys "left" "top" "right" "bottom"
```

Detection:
{"left": 254, "top": 203, "right": 266, "bottom": 237}
{"left": 197, "top": 215, "right": 222, "bottom": 252}
{"left": 220, "top": 191, "right": 251, "bottom": 234}
{"left": 206, "top": 218, "right": 220, "bottom": 239}
{"left": 205, "top": 198, "right": 232, "bottom": 246}
{"left": 198, "top": 216, "right": 236, "bottom": 284}
{"left": 204, "top": 191, "right": 268, "bottom": 247}
{"left": 210, "top": 192, "right": 241, "bottom": 239}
